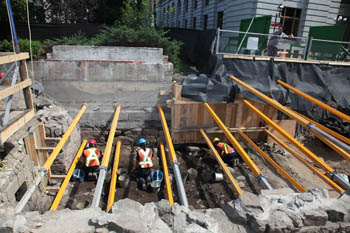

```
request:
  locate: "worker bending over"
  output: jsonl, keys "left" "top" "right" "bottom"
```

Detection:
{"left": 83, "top": 139, "right": 102, "bottom": 180}
{"left": 213, "top": 137, "right": 241, "bottom": 166}
{"left": 135, "top": 138, "right": 153, "bottom": 190}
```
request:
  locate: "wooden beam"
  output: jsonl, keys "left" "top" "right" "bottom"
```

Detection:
{"left": 0, "top": 79, "right": 32, "bottom": 100}
{"left": 45, "top": 137, "right": 61, "bottom": 142}
{"left": 50, "top": 175, "right": 66, "bottom": 179}
{"left": 45, "top": 186, "right": 60, "bottom": 192}
{"left": 20, "top": 61, "right": 34, "bottom": 110}
{"left": 24, "top": 132, "right": 40, "bottom": 166}
{"left": 0, "top": 53, "right": 29, "bottom": 65}
{"left": 37, "top": 147, "right": 55, "bottom": 152}
{"left": 0, "top": 109, "right": 35, "bottom": 145}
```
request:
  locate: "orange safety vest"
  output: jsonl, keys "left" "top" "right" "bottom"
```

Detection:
{"left": 84, "top": 147, "right": 100, "bottom": 167}
{"left": 216, "top": 142, "right": 234, "bottom": 156}
{"left": 138, "top": 148, "right": 153, "bottom": 168}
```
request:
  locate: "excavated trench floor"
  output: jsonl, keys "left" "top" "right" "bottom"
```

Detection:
{"left": 53, "top": 132, "right": 350, "bottom": 211}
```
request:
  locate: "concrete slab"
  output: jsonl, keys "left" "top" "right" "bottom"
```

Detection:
{"left": 52, "top": 45, "right": 164, "bottom": 63}
{"left": 260, "top": 188, "right": 296, "bottom": 196}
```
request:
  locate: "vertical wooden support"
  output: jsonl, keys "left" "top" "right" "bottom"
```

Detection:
{"left": 38, "top": 124, "right": 51, "bottom": 178}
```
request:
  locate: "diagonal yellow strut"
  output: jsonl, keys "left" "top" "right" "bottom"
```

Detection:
{"left": 50, "top": 139, "right": 88, "bottom": 210}
{"left": 160, "top": 142, "right": 174, "bottom": 206}
{"left": 238, "top": 130, "right": 306, "bottom": 193}
{"left": 200, "top": 129, "right": 243, "bottom": 196}
{"left": 106, "top": 140, "right": 122, "bottom": 212}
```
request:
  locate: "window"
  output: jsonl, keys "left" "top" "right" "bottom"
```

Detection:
{"left": 217, "top": 11, "right": 223, "bottom": 29}
{"left": 194, "top": 0, "right": 198, "bottom": 9}
{"left": 185, "top": 0, "right": 188, "bottom": 12}
{"left": 280, "top": 7, "right": 301, "bottom": 36}
{"left": 205, "top": 0, "right": 209, "bottom": 6}
{"left": 185, "top": 19, "right": 187, "bottom": 29}
{"left": 177, "top": 21, "right": 180, "bottom": 27}
{"left": 203, "top": 14, "right": 208, "bottom": 30}
{"left": 193, "top": 17, "right": 197, "bottom": 29}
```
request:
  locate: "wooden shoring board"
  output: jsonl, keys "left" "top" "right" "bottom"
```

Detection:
{"left": 38, "top": 124, "right": 51, "bottom": 178}
{"left": 0, "top": 53, "right": 29, "bottom": 65}
{"left": 171, "top": 87, "right": 279, "bottom": 144}
{"left": 0, "top": 109, "right": 35, "bottom": 145}
{"left": 0, "top": 54, "right": 35, "bottom": 145}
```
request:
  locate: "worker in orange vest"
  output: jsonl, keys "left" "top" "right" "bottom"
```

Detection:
{"left": 212, "top": 137, "right": 241, "bottom": 166}
{"left": 135, "top": 138, "right": 153, "bottom": 190}
{"left": 83, "top": 139, "right": 102, "bottom": 180}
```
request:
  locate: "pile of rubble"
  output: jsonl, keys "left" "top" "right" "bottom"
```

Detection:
{"left": 1, "top": 188, "right": 349, "bottom": 233}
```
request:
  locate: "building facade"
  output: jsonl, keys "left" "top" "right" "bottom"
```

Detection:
{"left": 156, "top": 0, "right": 341, "bottom": 38}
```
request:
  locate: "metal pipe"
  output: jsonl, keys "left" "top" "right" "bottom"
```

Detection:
{"left": 50, "top": 139, "right": 88, "bottom": 210}
{"left": 204, "top": 103, "right": 273, "bottom": 189}
{"left": 292, "top": 109, "right": 350, "bottom": 145}
{"left": 158, "top": 104, "right": 188, "bottom": 206}
{"left": 265, "top": 129, "right": 344, "bottom": 194}
{"left": 15, "top": 104, "right": 87, "bottom": 213}
{"left": 160, "top": 143, "right": 174, "bottom": 206}
{"left": 15, "top": 171, "right": 43, "bottom": 213}
{"left": 307, "top": 123, "right": 350, "bottom": 153}
{"left": 257, "top": 175, "right": 273, "bottom": 190}
{"left": 231, "top": 76, "right": 344, "bottom": 171}
{"left": 6, "top": 0, "right": 19, "bottom": 46}
{"left": 200, "top": 129, "right": 243, "bottom": 196}
{"left": 278, "top": 80, "right": 350, "bottom": 122}
{"left": 92, "top": 105, "right": 121, "bottom": 208}
{"left": 243, "top": 100, "right": 334, "bottom": 172}
{"left": 238, "top": 130, "right": 307, "bottom": 193}
{"left": 106, "top": 140, "right": 122, "bottom": 212}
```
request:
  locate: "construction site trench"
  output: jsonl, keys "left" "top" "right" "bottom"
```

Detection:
{"left": 1, "top": 46, "right": 350, "bottom": 233}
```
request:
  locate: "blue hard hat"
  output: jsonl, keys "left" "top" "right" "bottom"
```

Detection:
{"left": 138, "top": 138, "right": 147, "bottom": 145}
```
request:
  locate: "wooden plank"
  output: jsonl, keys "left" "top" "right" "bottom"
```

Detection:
{"left": 37, "top": 147, "right": 55, "bottom": 152}
{"left": 45, "top": 186, "right": 60, "bottom": 192}
{"left": 0, "top": 79, "right": 32, "bottom": 100}
{"left": 24, "top": 132, "right": 40, "bottom": 166}
{"left": 45, "top": 137, "right": 61, "bottom": 142}
{"left": 50, "top": 175, "right": 66, "bottom": 179}
{"left": 0, "top": 53, "right": 29, "bottom": 65}
{"left": 38, "top": 124, "right": 51, "bottom": 178}
{"left": 20, "top": 61, "right": 34, "bottom": 110}
{"left": 267, "top": 120, "right": 297, "bottom": 145}
{"left": 0, "top": 109, "right": 35, "bottom": 145}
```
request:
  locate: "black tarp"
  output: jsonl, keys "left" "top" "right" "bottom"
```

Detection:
{"left": 181, "top": 56, "right": 350, "bottom": 136}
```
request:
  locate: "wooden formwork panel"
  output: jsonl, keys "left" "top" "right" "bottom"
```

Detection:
{"left": 170, "top": 83, "right": 278, "bottom": 144}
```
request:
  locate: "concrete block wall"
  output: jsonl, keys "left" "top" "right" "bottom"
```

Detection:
{"left": 32, "top": 46, "right": 173, "bottom": 130}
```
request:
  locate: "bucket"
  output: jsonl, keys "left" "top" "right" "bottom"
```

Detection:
{"left": 214, "top": 173, "right": 224, "bottom": 182}
{"left": 150, "top": 170, "right": 163, "bottom": 191}
{"left": 118, "top": 173, "right": 130, "bottom": 188}
{"left": 187, "top": 168, "right": 198, "bottom": 180}
{"left": 72, "top": 169, "right": 85, "bottom": 182}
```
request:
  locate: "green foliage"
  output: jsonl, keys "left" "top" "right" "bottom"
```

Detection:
{"left": 0, "top": 39, "right": 44, "bottom": 59}
{"left": 43, "top": 32, "right": 91, "bottom": 48}
{"left": 0, "top": 0, "right": 27, "bottom": 23}
{"left": 115, "top": 0, "right": 152, "bottom": 29}
{"left": 92, "top": 25, "right": 183, "bottom": 71}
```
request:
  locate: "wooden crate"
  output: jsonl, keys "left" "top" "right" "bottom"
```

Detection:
{"left": 169, "top": 82, "right": 278, "bottom": 144}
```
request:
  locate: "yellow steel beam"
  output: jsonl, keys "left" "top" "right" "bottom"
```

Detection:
{"left": 265, "top": 129, "right": 344, "bottom": 194}
{"left": 101, "top": 106, "right": 121, "bottom": 167}
{"left": 238, "top": 130, "right": 307, "bottom": 193}
{"left": 160, "top": 142, "right": 174, "bottom": 206}
{"left": 106, "top": 140, "right": 122, "bottom": 212}
{"left": 278, "top": 80, "right": 350, "bottom": 122}
{"left": 50, "top": 139, "right": 88, "bottom": 210}
{"left": 204, "top": 103, "right": 261, "bottom": 177}
{"left": 43, "top": 104, "right": 86, "bottom": 171}
{"left": 158, "top": 104, "right": 177, "bottom": 162}
{"left": 243, "top": 100, "right": 335, "bottom": 173}
{"left": 200, "top": 129, "right": 243, "bottom": 196}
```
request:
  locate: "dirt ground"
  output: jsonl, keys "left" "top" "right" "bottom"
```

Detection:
{"left": 55, "top": 133, "right": 350, "bottom": 210}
